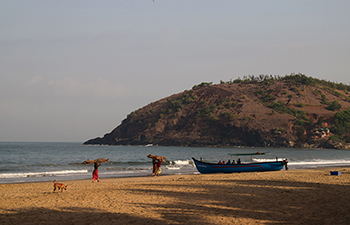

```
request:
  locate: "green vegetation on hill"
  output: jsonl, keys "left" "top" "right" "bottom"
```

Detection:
{"left": 228, "top": 73, "right": 350, "bottom": 91}
{"left": 230, "top": 73, "right": 350, "bottom": 103}
{"left": 192, "top": 82, "right": 213, "bottom": 89}
{"left": 334, "top": 109, "right": 350, "bottom": 133}
{"left": 85, "top": 73, "right": 350, "bottom": 149}
{"left": 209, "top": 73, "right": 349, "bottom": 141}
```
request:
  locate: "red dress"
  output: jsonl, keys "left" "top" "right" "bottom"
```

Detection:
{"left": 92, "top": 169, "right": 99, "bottom": 180}
{"left": 92, "top": 163, "right": 100, "bottom": 181}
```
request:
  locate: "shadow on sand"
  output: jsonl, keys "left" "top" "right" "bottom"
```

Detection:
{"left": 125, "top": 178, "right": 350, "bottom": 224}
{"left": 1, "top": 177, "right": 349, "bottom": 224}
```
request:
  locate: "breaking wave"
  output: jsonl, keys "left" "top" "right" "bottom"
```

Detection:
{"left": 0, "top": 170, "right": 88, "bottom": 179}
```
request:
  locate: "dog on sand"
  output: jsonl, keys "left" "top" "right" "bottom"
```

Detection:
{"left": 53, "top": 180, "right": 68, "bottom": 192}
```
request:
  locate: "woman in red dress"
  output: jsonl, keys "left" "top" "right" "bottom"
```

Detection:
{"left": 92, "top": 162, "right": 101, "bottom": 182}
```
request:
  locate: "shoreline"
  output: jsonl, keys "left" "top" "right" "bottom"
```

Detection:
{"left": 2, "top": 164, "right": 350, "bottom": 185}
{"left": 1, "top": 167, "right": 350, "bottom": 224}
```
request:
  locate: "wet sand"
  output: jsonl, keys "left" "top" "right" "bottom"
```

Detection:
{"left": 1, "top": 168, "right": 350, "bottom": 224}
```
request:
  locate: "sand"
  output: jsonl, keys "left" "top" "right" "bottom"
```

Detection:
{"left": 1, "top": 168, "right": 350, "bottom": 225}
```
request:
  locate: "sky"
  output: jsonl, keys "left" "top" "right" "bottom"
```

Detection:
{"left": 1, "top": 0, "right": 350, "bottom": 142}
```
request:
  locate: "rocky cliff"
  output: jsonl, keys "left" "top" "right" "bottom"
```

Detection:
{"left": 84, "top": 74, "right": 350, "bottom": 149}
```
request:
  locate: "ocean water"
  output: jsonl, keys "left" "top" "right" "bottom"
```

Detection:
{"left": 1, "top": 142, "right": 350, "bottom": 184}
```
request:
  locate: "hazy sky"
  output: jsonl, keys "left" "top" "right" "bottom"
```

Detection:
{"left": 1, "top": 0, "right": 350, "bottom": 142}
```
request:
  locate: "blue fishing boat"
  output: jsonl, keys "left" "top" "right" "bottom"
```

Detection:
{"left": 192, "top": 152, "right": 288, "bottom": 174}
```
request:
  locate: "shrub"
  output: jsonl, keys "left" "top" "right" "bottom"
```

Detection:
{"left": 127, "top": 111, "right": 137, "bottom": 120}
{"left": 329, "top": 135, "right": 344, "bottom": 143}
{"left": 196, "top": 105, "right": 216, "bottom": 118}
{"left": 267, "top": 101, "right": 310, "bottom": 123}
{"left": 220, "top": 112, "right": 237, "bottom": 121}
{"left": 244, "top": 116, "right": 252, "bottom": 121}
{"left": 297, "top": 103, "right": 304, "bottom": 108}
{"left": 209, "top": 116, "right": 220, "bottom": 123}
{"left": 321, "top": 94, "right": 329, "bottom": 105}
{"left": 283, "top": 74, "right": 315, "bottom": 85}
{"left": 331, "top": 108, "right": 350, "bottom": 135}
{"left": 314, "top": 89, "right": 322, "bottom": 95}
{"left": 326, "top": 100, "right": 342, "bottom": 111}
{"left": 290, "top": 87, "right": 299, "bottom": 92}
{"left": 192, "top": 82, "right": 213, "bottom": 89}
{"left": 256, "top": 89, "right": 266, "bottom": 96}
{"left": 261, "top": 94, "right": 276, "bottom": 103}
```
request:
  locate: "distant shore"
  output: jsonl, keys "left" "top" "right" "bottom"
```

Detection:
{"left": 1, "top": 167, "right": 350, "bottom": 224}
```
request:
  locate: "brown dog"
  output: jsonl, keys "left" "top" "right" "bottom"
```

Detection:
{"left": 53, "top": 180, "right": 68, "bottom": 192}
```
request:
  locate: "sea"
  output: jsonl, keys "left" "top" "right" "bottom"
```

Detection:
{"left": 1, "top": 142, "right": 350, "bottom": 184}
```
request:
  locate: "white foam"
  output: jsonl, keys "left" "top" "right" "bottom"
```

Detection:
{"left": 288, "top": 160, "right": 350, "bottom": 165}
{"left": 0, "top": 170, "right": 88, "bottom": 179}
{"left": 166, "top": 167, "right": 181, "bottom": 170}
{"left": 173, "top": 159, "right": 192, "bottom": 166}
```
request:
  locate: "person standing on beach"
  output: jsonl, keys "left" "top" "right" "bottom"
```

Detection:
{"left": 92, "top": 162, "right": 101, "bottom": 182}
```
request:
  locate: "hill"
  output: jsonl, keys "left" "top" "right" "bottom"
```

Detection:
{"left": 84, "top": 74, "right": 350, "bottom": 149}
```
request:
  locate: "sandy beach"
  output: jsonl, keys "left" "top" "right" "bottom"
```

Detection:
{"left": 1, "top": 168, "right": 350, "bottom": 225}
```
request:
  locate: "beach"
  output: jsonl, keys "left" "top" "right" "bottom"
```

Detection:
{"left": 1, "top": 168, "right": 349, "bottom": 225}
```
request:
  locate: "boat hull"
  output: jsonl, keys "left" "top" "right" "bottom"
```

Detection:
{"left": 192, "top": 157, "right": 284, "bottom": 174}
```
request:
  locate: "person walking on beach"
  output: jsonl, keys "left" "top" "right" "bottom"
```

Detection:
{"left": 147, "top": 154, "right": 168, "bottom": 177}
{"left": 92, "top": 162, "right": 101, "bottom": 182}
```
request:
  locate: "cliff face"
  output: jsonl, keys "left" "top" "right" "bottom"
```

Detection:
{"left": 84, "top": 75, "right": 350, "bottom": 149}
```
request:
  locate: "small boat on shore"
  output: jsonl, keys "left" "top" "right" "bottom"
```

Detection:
{"left": 192, "top": 152, "right": 288, "bottom": 174}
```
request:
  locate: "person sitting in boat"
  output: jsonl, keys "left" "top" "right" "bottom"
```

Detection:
{"left": 237, "top": 158, "right": 241, "bottom": 164}
{"left": 226, "top": 160, "right": 231, "bottom": 164}
{"left": 222, "top": 160, "right": 226, "bottom": 164}
{"left": 231, "top": 160, "right": 236, "bottom": 164}
{"left": 218, "top": 161, "right": 222, "bottom": 164}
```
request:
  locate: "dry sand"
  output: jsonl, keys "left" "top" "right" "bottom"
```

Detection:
{"left": 1, "top": 168, "right": 350, "bottom": 225}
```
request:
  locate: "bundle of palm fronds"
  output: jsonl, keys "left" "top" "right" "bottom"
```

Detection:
{"left": 83, "top": 158, "right": 109, "bottom": 165}
{"left": 147, "top": 154, "right": 167, "bottom": 161}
